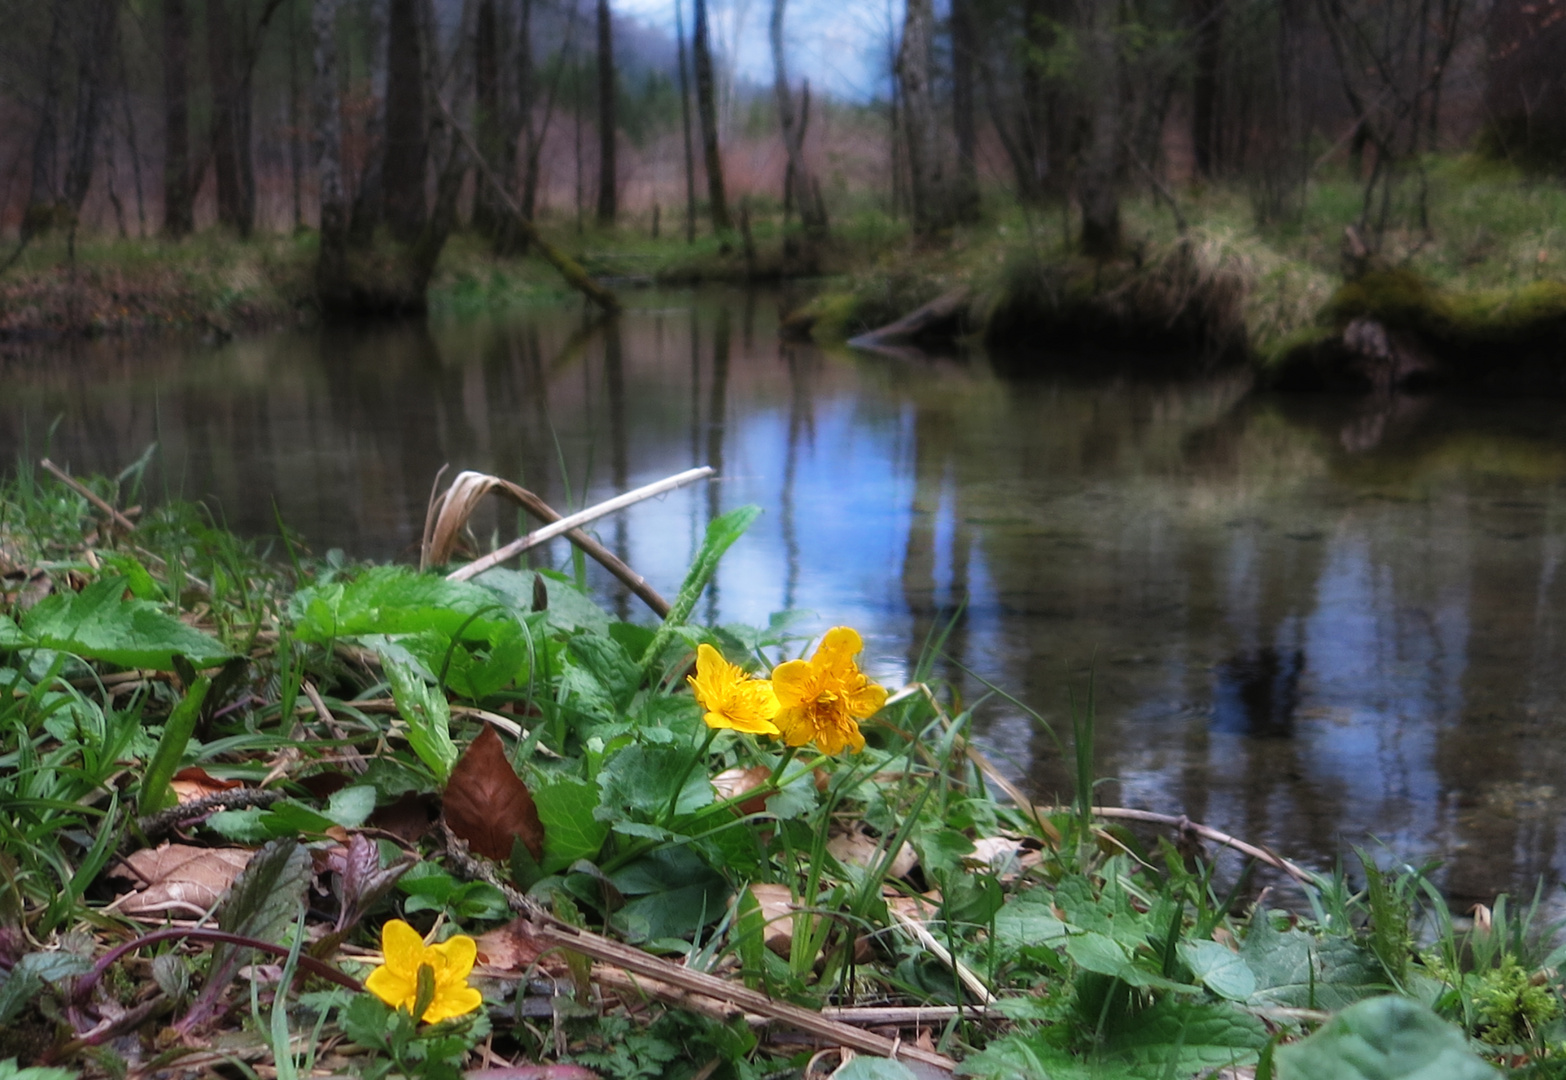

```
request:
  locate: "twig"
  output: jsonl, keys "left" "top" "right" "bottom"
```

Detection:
{"left": 40, "top": 458, "right": 138, "bottom": 534}
{"left": 134, "top": 788, "right": 286, "bottom": 843}
{"left": 819, "top": 1005, "right": 978, "bottom": 1025}
{"left": 447, "top": 467, "right": 714, "bottom": 583}
{"left": 886, "top": 907, "right": 995, "bottom": 1005}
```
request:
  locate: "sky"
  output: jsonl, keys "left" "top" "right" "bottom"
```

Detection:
{"left": 611, "top": 0, "right": 902, "bottom": 102}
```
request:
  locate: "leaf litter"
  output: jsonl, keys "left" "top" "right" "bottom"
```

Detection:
{"left": 0, "top": 461, "right": 1543, "bottom": 1079}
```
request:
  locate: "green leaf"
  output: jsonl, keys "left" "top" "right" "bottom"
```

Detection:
{"left": 1243, "top": 915, "right": 1385, "bottom": 1011}
{"left": 381, "top": 653, "right": 457, "bottom": 784}
{"left": 0, "top": 1059, "right": 80, "bottom": 1080}
{"left": 830, "top": 1058, "right": 923, "bottom": 1080}
{"left": 139, "top": 676, "right": 211, "bottom": 816}
{"left": 0, "top": 952, "right": 93, "bottom": 1025}
{"left": 915, "top": 827, "right": 976, "bottom": 879}
{"left": 533, "top": 776, "right": 610, "bottom": 873}
{"left": 1101, "top": 998, "right": 1270, "bottom": 1076}
{"left": 993, "top": 889, "right": 1071, "bottom": 955}
{"left": 596, "top": 744, "right": 713, "bottom": 821}
{"left": 639, "top": 505, "right": 762, "bottom": 674}
{"left": 1275, "top": 996, "right": 1499, "bottom": 1080}
{"left": 8, "top": 577, "right": 232, "bottom": 670}
{"left": 608, "top": 849, "right": 729, "bottom": 944}
{"left": 291, "top": 566, "right": 509, "bottom": 644}
{"left": 1180, "top": 939, "right": 1258, "bottom": 1001}
{"left": 475, "top": 568, "right": 612, "bottom": 636}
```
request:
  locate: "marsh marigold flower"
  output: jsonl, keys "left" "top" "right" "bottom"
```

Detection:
{"left": 364, "top": 919, "right": 483, "bottom": 1023}
{"left": 771, "top": 627, "right": 887, "bottom": 755}
{"left": 688, "top": 643, "right": 781, "bottom": 735}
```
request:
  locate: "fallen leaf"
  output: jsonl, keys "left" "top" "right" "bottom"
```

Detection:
{"left": 465, "top": 1068, "right": 600, "bottom": 1080}
{"left": 110, "top": 844, "right": 252, "bottom": 917}
{"left": 747, "top": 882, "right": 806, "bottom": 956}
{"left": 966, "top": 835, "right": 1025, "bottom": 873}
{"left": 474, "top": 917, "right": 570, "bottom": 976}
{"left": 369, "top": 791, "right": 439, "bottom": 842}
{"left": 826, "top": 827, "right": 917, "bottom": 881}
{"left": 169, "top": 766, "right": 243, "bottom": 804}
{"left": 444, "top": 725, "right": 544, "bottom": 861}
{"left": 712, "top": 765, "right": 771, "bottom": 815}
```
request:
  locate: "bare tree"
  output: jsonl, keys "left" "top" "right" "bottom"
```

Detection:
{"left": 692, "top": 0, "right": 731, "bottom": 231}
{"left": 769, "top": 0, "right": 825, "bottom": 239}
{"left": 596, "top": 0, "right": 617, "bottom": 225}
{"left": 950, "top": 0, "right": 980, "bottom": 222}
{"left": 383, "top": 0, "right": 427, "bottom": 242}
{"left": 163, "top": 0, "right": 194, "bottom": 236}
{"left": 897, "top": 0, "right": 944, "bottom": 235}
{"left": 675, "top": 0, "right": 697, "bottom": 241}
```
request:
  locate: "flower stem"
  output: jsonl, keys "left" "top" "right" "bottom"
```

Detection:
{"left": 664, "top": 725, "right": 720, "bottom": 827}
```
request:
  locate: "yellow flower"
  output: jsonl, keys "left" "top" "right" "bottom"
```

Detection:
{"left": 770, "top": 627, "right": 887, "bottom": 755}
{"left": 364, "top": 919, "right": 483, "bottom": 1023}
{"left": 688, "top": 643, "right": 781, "bottom": 736}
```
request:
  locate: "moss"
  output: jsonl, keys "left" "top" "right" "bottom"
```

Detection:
{"left": 1325, "top": 268, "right": 1454, "bottom": 334}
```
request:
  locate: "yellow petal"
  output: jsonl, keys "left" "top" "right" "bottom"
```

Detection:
{"left": 813, "top": 627, "right": 864, "bottom": 674}
{"left": 772, "top": 704, "right": 817, "bottom": 747}
{"left": 429, "top": 933, "right": 477, "bottom": 980}
{"left": 380, "top": 919, "right": 426, "bottom": 973}
{"left": 847, "top": 680, "right": 888, "bottom": 719}
{"left": 364, "top": 964, "right": 414, "bottom": 1008}
{"left": 422, "top": 984, "right": 484, "bottom": 1023}
{"left": 770, "top": 659, "right": 814, "bottom": 708}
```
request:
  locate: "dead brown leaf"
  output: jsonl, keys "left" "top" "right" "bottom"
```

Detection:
{"left": 474, "top": 917, "right": 571, "bottom": 977}
{"left": 110, "top": 844, "right": 252, "bottom": 917}
{"left": 712, "top": 766, "right": 771, "bottom": 815}
{"left": 826, "top": 826, "right": 917, "bottom": 881}
{"left": 169, "top": 766, "right": 243, "bottom": 804}
{"left": 444, "top": 725, "right": 545, "bottom": 861}
{"left": 746, "top": 883, "right": 807, "bottom": 956}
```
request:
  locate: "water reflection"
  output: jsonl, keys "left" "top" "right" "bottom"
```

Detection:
{"left": 6, "top": 293, "right": 1566, "bottom": 904}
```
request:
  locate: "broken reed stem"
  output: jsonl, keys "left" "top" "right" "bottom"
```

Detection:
{"left": 530, "top": 921, "right": 958, "bottom": 1073}
{"left": 447, "top": 466, "right": 714, "bottom": 584}
{"left": 423, "top": 470, "right": 675, "bottom": 618}
{"left": 886, "top": 906, "right": 996, "bottom": 1005}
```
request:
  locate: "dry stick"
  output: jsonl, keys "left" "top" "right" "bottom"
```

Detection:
{"left": 41, "top": 458, "right": 138, "bottom": 533}
{"left": 447, "top": 466, "right": 714, "bottom": 584}
{"left": 958, "top": 738, "right": 1316, "bottom": 887}
{"left": 434, "top": 477, "right": 675, "bottom": 618}
{"left": 529, "top": 920, "right": 958, "bottom": 1073}
{"left": 886, "top": 907, "right": 996, "bottom": 1006}
{"left": 438, "top": 826, "right": 957, "bottom": 1073}
{"left": 432, "top": 94, "right": 620, "bottom": 314}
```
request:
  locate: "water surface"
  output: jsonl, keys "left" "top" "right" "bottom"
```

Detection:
{"left": 6, "top": 289, "right": 1566, "bottom": 905}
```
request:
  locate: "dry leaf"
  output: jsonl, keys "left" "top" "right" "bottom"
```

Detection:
{"left": 169, "top": 766, "right": 243, "bottom": 804}
{"left": 110, "top": 844, "right": 252, "bottom": 917}
{"left": 465, "top": 1068, "right": 600, "bottom": 1080}
{"left": 474, "top": 917, "right": 570, "bottom": 976}
{"left": 712, "top": 765, "right": 771, "bottom": 815}
{"left": 746, "top": 883, "right": 808, "bottom": 956}
{"left": 826, "top": 827, "right": 917, "bottom": 880}
{"left": 444, "top": 725, "right": 545, "bottom": 861}
{"left": 369, "top": 791, "right": 439, "bottom": 842}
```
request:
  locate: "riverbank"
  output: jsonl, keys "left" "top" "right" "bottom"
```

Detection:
{"left": 1, "top": 462, "right": 1557, "bottom": 1077}
{"left": 786, "top": 158, "right": 1566, "bottom": 393}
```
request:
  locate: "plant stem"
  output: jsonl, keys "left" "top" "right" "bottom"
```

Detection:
{"left": 663, "top": 724, "right": 719, "bottom": 827}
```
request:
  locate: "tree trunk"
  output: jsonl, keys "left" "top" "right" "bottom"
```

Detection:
{"left": 348, "top": 0, "right": 388, "bottom": 243}
{"left": 950, "top": 0, "right": 979, "bottom": 222}
{"left": 64, "top": 0, "right": 119, "bottom": 216}
{"left": 1078, "top": 0, "right": 1121, "bottom": 257}
{"left": 164, "top": 0, "right": 194, "bottom": 235}
{"left": 1018, "top": 0, "right": 1049, "bottom": 199}
{"left": 770, "top": 0, "right": 825, "bottom": 237}
{"left": 208, "top": 0, "right": 244, "bottom": 232}
{"left": 287, "top": 0, "right": 303, "bottom": 229}
{"left": 473, "top": 0, "right": 503, "bottom": 233}
{"left": 596, "top": 0, "right": 617, "bottom": 225}
{"left": 313, "top": 0, "right": 349, "bottom": 300}
{"left": 897, "top": 0, "right": 944, "bottom": 236}
{"left": 692, "top": 0, "right": 730, "bottom": 231}
{"left": 1190, "top": 0, "right": 1222, "bottom": 177}
{"left": 383, "top": 0, "right": 428, "bottom": 242}
{"left": 675, "top": 0, "right": 697, "bottom": 242}
{"left": 23, "top": 2, "right": 67, "bottom": 238}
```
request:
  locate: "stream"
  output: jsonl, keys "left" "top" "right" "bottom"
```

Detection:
{"left": 6, "top": 286, "right": 1566, "bottom": 906}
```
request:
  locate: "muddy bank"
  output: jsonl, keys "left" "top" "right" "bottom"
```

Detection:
{"left": 790, "top": 243, "right": 1566, "bottom": 396}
